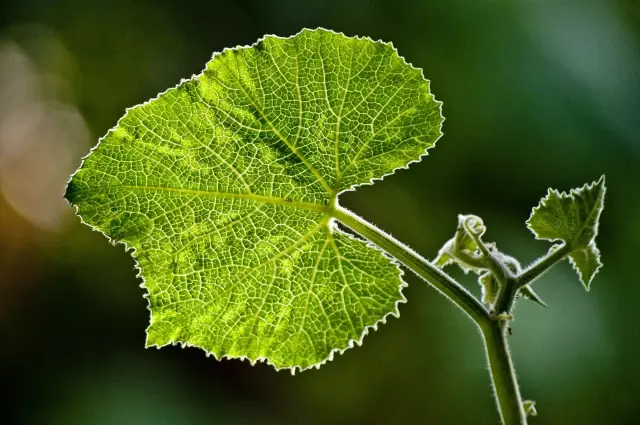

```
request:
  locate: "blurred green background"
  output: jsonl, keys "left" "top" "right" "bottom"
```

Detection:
{"left": 1, "top": 0, "right": 638, "bottom": 424}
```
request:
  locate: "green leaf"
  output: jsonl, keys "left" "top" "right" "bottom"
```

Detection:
{"left": 518, "top": 285, "right": 547, "bottom": 308}
{"left": 527, "top": 176, "right": 606, "bottom": 289}
{"left": 479, "top": 272, "right": 499, "bottom": 306}
{"left": 523, "top": 400, "right": 538, "bottom": 417}
{"left": 568, "top": 244, "right": 601, "bottom": 289}
{"left": 65, "top": 28, "right": 443, "bottom": 372}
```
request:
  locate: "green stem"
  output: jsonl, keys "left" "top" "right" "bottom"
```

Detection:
{"left": 482, "top": 321, "right": 528, "bottom": 425}
{"left": 334, "top": 205, "right": 529, "bottom": 424}
{"left": 516, "top": 243, "right": 571, "bottom": 288}
{"left": 495, "top": 276, "right": 519, "bottom": 315}
{"left": 333, "top": 206, "right": 490, "bottom": 325}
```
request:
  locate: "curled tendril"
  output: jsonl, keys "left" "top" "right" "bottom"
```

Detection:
{"left": 461, "top": 214, "right": 486, "bottom": 238}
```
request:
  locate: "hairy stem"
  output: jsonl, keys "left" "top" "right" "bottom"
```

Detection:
{"left": 333, "top": 206, "right": 490, "bottom": 325}
{"left": 517, "top": 243, "right": 571, "bottom": 288}
{"left": 482, "top": 321, "right": 528, "bottom": 425}
{"left": 335, "top": 205, "right": 529, "bottom": 424}
{"left": 495, "top": 277, "right": 519, "bottom": 315}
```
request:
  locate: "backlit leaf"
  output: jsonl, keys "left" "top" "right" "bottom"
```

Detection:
{"left": 65, "top": 28, "right": 443, "bottom": 371}
{"left": 527, "top": 176, "right": 606, "bottom": 289}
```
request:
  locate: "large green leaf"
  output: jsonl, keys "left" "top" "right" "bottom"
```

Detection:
{"left": 527, "top": 176, "right": 606, "bottom": 289}
{"left": 66, "top": 28, "right": 443, "bottom": 371}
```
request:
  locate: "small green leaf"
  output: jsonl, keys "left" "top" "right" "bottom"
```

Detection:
{"left": 569, "top": 244, "right": 601, "bottom": 289}
{"left": 66, "top": 29, "right": 443, "bottom": 371}
{"left": 519, "top": 285, "right": 547, "bottom": 307}
{"left": 433, "top": 249, "right": 454, "bottom": 269}
{"left": 479, "top": 272, "right": 499, "bottom": 306}
{"left": 523, "top": 400, "right": 538, "bottom": 417}
{"left": 527, "top": 176, "right": 606, "bottom": 289}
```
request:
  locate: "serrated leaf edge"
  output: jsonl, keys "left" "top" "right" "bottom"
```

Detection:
{"left": 525, "top": 176, "right": 606, "bottom": 290}
{"left": 568, "top": 242, "right": 603, "bottom": 291}
{"left": 63, "top": 27, "right": 441, "bottom": 373}
{"left": 525, "top": 175, "right": 606, "bottom": 245}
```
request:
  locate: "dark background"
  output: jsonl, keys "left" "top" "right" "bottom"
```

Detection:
{"left": 1, "top": 0, "right": 638, "bottom": 424}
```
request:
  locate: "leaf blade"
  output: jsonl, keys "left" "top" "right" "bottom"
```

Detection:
{"left": 66, "top": 28, "right": 443, "bottom": 371}
{"left": 526, "top": 176, "right": 606, "bottom": 289}
{"left": 569, "top": 243, "right": 602, "bottom": 290}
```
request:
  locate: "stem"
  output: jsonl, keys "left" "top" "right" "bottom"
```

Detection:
{"left": 496, "top": 280, "right": 518, "bottom": 315}
{"left": 335, "top": 205, "right": 528, "bottom": 424}
{"left": 482, "top": 321, "right": 528, "bottom": 425}
{"left": 494, "top": 243, "right": 571, "bottom": 314}
{"left": 516, "top": 243, "right": 571, "bottom": 288}
{"left": 333, "top": 206, "right": 490, "bottom": 325}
